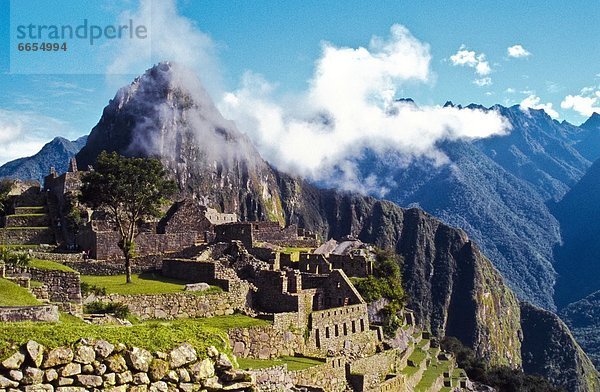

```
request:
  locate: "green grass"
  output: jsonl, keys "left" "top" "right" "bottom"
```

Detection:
{"left": 80, "top": 272, "right": 222, "bottom": 295}
{"left": 29, "top": 259, "right": 76, "bottom": 273}
{"left": 280, "top": 247, "right": 313, "bottom": 254}
{"left": 237, "top": 355, "right": 324, "bottom": 371}
{"left": 15, "top": 206, "right": 45, "bottom": 210}
{"left": 0, "top": 278, "right": 40, "bottom": 306}
{"left": 415, "top": 361, "right": 449, "bottom": 391}
{"left": 408, "top": 348, "right": 427, "bottom": 366}
{"left": 400, "top": 365, "right": 420, "bottom": 377}
{"left": 0, "top": 318, "right": 230, "bottom": 361}
{"left": 0, "top": 245, "right": 43, "bottom": 250}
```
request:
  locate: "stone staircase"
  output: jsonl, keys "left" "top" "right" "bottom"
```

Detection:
{"left": 0, "top": 202, "right": 55, "bottom": 245}
{"left": 345, "top": 328, "right": 469, "bottom": 392}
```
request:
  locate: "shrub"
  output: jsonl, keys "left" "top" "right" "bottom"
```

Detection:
{"left": 0, "top": 246, "right": 31, "bottom": 267}
{"left": 84, "top": 301, "right": 130, "bottom": 319}
{"left": 80, "top": 281, "right": 107, "bottom": 296}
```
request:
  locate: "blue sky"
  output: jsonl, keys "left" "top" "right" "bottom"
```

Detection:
{"left": 0, "top": 0, "right": 599, "bottom": 165}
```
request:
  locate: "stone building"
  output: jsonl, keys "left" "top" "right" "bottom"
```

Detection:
{"left": 254, "top": 269, "right": 380, "bottom": 357}
{"left": 214, "top": 221, "right": 319, "bottom": 250}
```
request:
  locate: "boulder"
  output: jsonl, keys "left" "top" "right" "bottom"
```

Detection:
{"left": 25, "top": 341, "right": 45, "bottom": 367}
{"left": 148, "top": 359, "right": 169, "bottom": 382}
{"left": 105, "top": 355, "right": 127, "bottom": 373}
{"left": 22, "top": 367, "right": 45, "bottom": 385}
{"left": 126, "top": 347, "right": 153, "bottom": 372}
{"left": 168, "top": 343, "right": 197, "bottom": 368}
{"left": 73, "top": 345, "right": 95, "bottom": 365}
{"left": 59, "top": 363, "right": 81, "bottom": 377}
{"left": 149, "top": 381, "right": 168, "bottom": 392}
{"left": 190, "top": 359, "right": 214, "bottom": 382}
{"left": 0, "top": 375, "right": 19, "bottom": 388}
{"left": 1, "top": 352, "right": 25, "bottom": 370}
{"left": 56, "top": 387, "right": 87, "bottom": 392}
{"left": 23, "top": 384, "right": 54, "bottom": 392}
{"left": 184, "top": 283, "right": 210, "bottom": 292}
{"left": 75, "top": 374, "right": 103, "bottom": 388}
{"left": 93, "top": 340, "right": 114, "bottom": 358}
{"left": 132, "top": 372, "right": 150, "bottom": 385}
{"left": 116, "top": 370, "right": 133, "bottom": 385}
{"left": 42, "top": 348, "right": 73, "bottom": 369}
{"left": 45, "top": 369, "right": 59, "bottom": 382}
{"left": 8, "top": 370, "right": 23, "bottom": 381}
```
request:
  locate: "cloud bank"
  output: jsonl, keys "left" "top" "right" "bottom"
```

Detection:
{"left": 520, "top": 95, "right": 559, "bottom": 119}
{"left": 221, "top": 26, "right": 511, "bottom": 194}
{"left": 561, "top": 86, "right": 600, "bottom": 117}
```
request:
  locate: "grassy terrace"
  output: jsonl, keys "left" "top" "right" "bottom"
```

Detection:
{"left": 237, "top": 355, "right": 325, "bottom": 371}
{"left": 0, "top": 314, "right": 268, "bottom": 361}
{"left": 415, "top": 360, "right": 451, "bottom": 391}
{"left": 29, "top": 259, "right": 76, "bottom": 273}
{"left": 0, "top": 278, "right": 40, "bottom": 306}
{"left": 408, "top": 347, "right": 427, "bottom": 365}
{"left": 81, "top": 272, "right": 222, "bottom": 295}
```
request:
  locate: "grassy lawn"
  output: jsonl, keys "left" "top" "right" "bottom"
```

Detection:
{"left": 189, "top": 314, "right": 270, "bottom": 329}
{"left": 80, "top": 272, "right": 222, "bottom": 295}
{"left": 400, "top": 364, "right": 420, "bottom": 377}
{"left": 408, "top": 348, "right": 427, "bottom": 366}
{"left": 415, "top": 361, "right": 448, "bottom": 391}
{"left": 238, "top": 355, "right": 324, "bottom": 371}
{"left": 0, "top": 278, "right": 40, "bottom": 306}
{"left": 0, "top": 317, "right": 230, "bottom": 361}
{"left": 29, "top": 259, "right": 76, "bottom": 273}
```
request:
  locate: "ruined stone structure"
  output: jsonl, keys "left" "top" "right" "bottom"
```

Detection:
{"left": 254, "top": 269, "right": 380, "bottom": 358}
{"left": 214, "top": 221, "right": 318, "bottom": 250}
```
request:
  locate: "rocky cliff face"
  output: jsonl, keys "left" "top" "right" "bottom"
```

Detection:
{"left": 276, "top": 180, "right": 523, "bottom": 368}
{"left": 75, "top": 63, "right": 599, "bottom": 390}
{"left": 76, "top": 62, "right": 285, "bottom": 223}
{"left": 521, "top": 302, "right": 600, "bottom": 392}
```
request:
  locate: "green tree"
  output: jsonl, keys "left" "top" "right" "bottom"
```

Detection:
{"left": 0, "top": 179, "right": 13, "bottom": 216}
{"left": 79, "top": 151, "right": 176, "bottom": 283}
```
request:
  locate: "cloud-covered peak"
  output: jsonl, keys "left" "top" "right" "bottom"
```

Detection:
{"left": 520, "top": 94, "right": 560, "bottom": 119}
{"left": 221, "top": 26, "right": 511, "bottom": 195}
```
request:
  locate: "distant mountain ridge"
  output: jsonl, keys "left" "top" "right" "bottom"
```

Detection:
{"left": 348, "top": 104, "right": 591, "bottom": 309}
{"left": 0, "top": 136, "right": 88, "bottom": 183}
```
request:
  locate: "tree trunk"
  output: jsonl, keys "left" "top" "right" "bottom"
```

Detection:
{"left": 125, "top": 253, "right": 132, "bottom": 283}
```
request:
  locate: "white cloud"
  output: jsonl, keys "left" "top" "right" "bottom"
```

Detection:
{"left": 561, "top": 94, "right": 600, "bottom": 117}
{"left": 106, "top": 0, "right": 222, "bottom": 95}
{"left": 0, "top": 110, "right": 71, "bottom": 165}
{"left": 474, "top": 77, "right": 492, "bottom": 87}
{"left": 221, "top": 26, "right": 511, "bottom": 194}
{"left": 449, "top": 45, "right": 491, "bottom": 76}
{"left": 519, "top": 94, "right": 559, "bottom": 119}
{"left": 507, "top": 45, "right": 531, "bottom": 58}
{"left": 505, "top": 88, "right": 516, "bottom": 94}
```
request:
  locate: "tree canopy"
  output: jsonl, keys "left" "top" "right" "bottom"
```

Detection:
{"left": 0, "top": 179, "right": 13, "bottom": 216}
{"left": 79, "top": 151, "right": 176, "bottom": 282}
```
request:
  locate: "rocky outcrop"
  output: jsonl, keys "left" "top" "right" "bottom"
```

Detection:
{"left": 76, "top": 62, "right": 285, "bottom": 224}
{"left": 520, "top": 302, "right": 600, "bottom": 392}
{"left": 0, "top": 340, "right": 255, "bottom": 391}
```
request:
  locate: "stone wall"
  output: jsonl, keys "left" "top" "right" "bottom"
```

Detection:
{"left": 97, "top": 286, "right": 252, "bottom": 320}
{"left": 0, "top": 305, "right": 58, "bottom": 322}
{"left": 78, "top": 228, "right": 197, "bottom": 260}
{"left": 4, "top": 264, "right": 82, "bottom": 304}
{"left": 250, "top": 357, "right": 348, "bottom": 392}
{"left": 306, "top": 304, "right": 378, "bottom": 357}
{"left": 161, "top": 259, "right": 229, "bottom": 290}
{"left": 0, "top": 227, "right": 54, "bottom": 245}
{"left": 329, "top": 254, "right": 373, "bottom": 278}
{"left": 0, "top": 340, "right": 255, "bottom": 392}
{"left": 227, "top": 325, "right": 304, "bottom": 360}
{"left": 298, "top": 253, "right": 332, "bottom": 275}
{"left": 4, "top": 214, "right": 50, "bottom": 228}
{"left": 66, "top": 256, "right": 162, "bottom": 276}
{"left": 214, "top": 223, "right": 253, "bottom": 249}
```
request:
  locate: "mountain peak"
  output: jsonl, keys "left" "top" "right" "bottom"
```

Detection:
{"left": 581, "top": 111, "right": 600, "bottom": 130}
